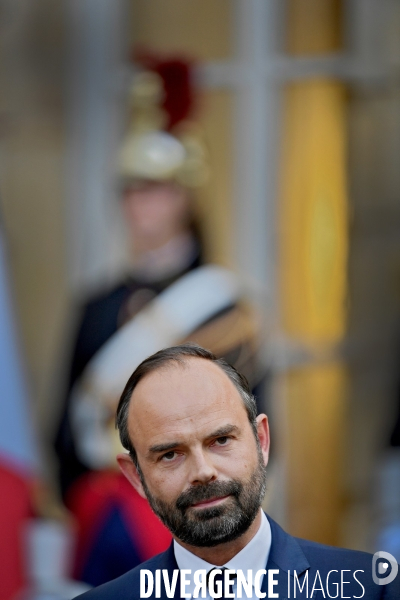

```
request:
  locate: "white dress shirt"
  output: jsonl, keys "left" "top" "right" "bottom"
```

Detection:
{"left": 173, "top": 511, "right": 271, "bottom": 599}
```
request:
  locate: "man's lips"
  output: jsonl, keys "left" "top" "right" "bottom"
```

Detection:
{"left": 190, "top": 495, "right": 231, "bottom": 509}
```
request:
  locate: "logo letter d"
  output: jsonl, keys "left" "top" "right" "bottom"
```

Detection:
{"left": 372, "top": 551, "right": 398, "bottom": 585}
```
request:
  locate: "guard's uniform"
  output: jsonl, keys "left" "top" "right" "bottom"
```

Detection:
{"left": 55, "top": 254, "right": 201, "bottom": 498}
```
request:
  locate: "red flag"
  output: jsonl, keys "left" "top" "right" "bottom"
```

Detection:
{"left": 0, "top": 232, "right": 38, "bottom": 600}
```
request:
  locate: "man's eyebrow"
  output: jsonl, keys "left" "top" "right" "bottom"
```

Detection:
{"left": 206, "top": 424, "right": 240, "bottom": 439}
{"left": 148, "top": 441, "right": 181, "bottom": 456}
{"left": 147, "top": 424, "right": 240, "bottom": 456}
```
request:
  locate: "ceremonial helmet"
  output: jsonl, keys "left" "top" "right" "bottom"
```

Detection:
{"left": 119, "top": 55, "right": 209, "bottom": 188}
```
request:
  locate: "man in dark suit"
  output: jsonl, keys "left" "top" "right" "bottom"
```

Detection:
{"left": 77, "top": 344, "right": 399, "bottom": 599}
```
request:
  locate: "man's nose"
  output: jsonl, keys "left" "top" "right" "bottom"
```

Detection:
{"left": 189, "top": 449, "right": 218, "bottom": 485}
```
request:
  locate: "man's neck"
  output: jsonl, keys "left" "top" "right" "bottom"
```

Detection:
{"left": 131, "top": 232, "right": 198, "bottom": 281}
{"left": 173, "top": 509, "right": 263, "bottom": 566}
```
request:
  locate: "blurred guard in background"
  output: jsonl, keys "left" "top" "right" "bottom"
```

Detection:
{"left": 55, "top": 57, "right": 265, "bottom": 587}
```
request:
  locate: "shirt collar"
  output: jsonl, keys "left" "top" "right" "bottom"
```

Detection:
{"left": 173, "top": 511, "right": 271, "bottom": 596}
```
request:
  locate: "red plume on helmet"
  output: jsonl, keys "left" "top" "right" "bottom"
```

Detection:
{"left": 120, "top": 50, "right": 207, "bottom": 187}
{"left": 133, "top": 50, "right": 195, "bottom": 130}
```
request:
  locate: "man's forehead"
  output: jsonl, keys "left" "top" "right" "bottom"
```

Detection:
{"left": 133, "top": 357, "right": 236, "bottom": 394}
{"left": 127, "top": 357, "right": 246, "bottom": 424}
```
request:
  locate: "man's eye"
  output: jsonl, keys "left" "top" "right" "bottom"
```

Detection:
{"left": 214, "top": 436, "right": 229, "bottom": 446}
{"left": 161, "top": 451, "right": 177, "bottom": 462}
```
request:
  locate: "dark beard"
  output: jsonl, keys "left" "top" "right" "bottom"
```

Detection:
{"left": 138, "top": 447, "right": 267, "bottom": 547}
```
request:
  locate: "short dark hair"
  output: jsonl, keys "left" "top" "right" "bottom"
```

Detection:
{"left": 115, "top": 343, "right": 258, "bottom": 466}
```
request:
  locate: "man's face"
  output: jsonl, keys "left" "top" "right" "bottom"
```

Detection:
{"left": 118, "top": 358, "right": 269, "bottom": 548}
{"left": 122, "top": 181, "right": 189, "bottom": 247}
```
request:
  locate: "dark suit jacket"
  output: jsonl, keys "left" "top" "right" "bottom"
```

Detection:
{"left": 76, "top": 516, "right": 399, "bottom": 599}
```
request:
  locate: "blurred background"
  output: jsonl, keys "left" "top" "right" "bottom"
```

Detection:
{"left": 2, "top": 0, "right": 400, "bottom": 598}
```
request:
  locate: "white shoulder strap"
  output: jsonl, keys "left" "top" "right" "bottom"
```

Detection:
{"left": 84, "top": 264, "right": 240, "bottom": 399}
{"left": 70, "top": 265, "right": 241, "bottom": 468}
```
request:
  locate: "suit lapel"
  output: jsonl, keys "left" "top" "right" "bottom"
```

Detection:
{"left": 155, "top": 543, "right": 182, "bottom": 600}
{"left": 261, "top": 516, "right": 310, "bottom": 600}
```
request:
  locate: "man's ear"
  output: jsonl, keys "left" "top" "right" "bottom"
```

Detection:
{"left": 256, "top": 414, "right": 270, "bottom": 467}
{"left": 117, "top": 453, "right": 147, "bottom": 499}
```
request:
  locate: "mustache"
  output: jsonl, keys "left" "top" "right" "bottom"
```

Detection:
{"left": 176, "top": 480, "right": 242, "bottom": 512}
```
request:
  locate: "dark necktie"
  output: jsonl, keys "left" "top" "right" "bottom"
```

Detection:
{"left": 206, "top": 567, "right": 237, "bottom": 599}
